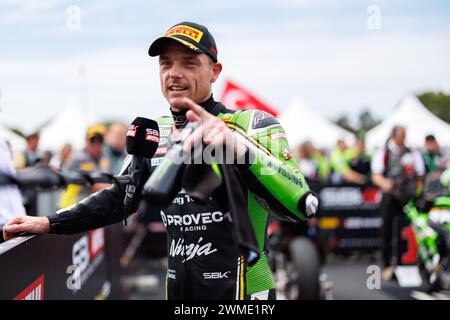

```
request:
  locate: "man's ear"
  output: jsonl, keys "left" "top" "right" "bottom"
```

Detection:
{"left": 211, "top": 62, "right": 222, "bottom": 83}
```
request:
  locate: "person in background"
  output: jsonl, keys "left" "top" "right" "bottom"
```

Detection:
{"left": 58, "top": 124, "right": 112, "bottom": 209}
{"left": 12, "top": 132, "right": 47, "bottom": 215}
{"left": 422, "top": 134, "right": 445, "bottom": 176}
{"left": 371, "top": 125, "right": 425, "bottom": 280}
{"left": 0, "top": 136, "right": 26, "bottom": 242}
{"left": 103, "top": 122, "right": 127, "bottom": 174}
{"left": 345, "top": 133, "right": 372, "bottom": 178}
{"left": 13, "top": 132, "right": 45, "bottom": 169}
{"left": 296, "top": 140, "right": 330, "bottom": 183}
{"left": 49, "top": 143, "right": 73, "bottom": 172}
{"left": 330, "top": 138, "right": 367, "bottom": 184}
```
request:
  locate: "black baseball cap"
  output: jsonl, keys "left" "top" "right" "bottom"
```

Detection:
{"left": 148, "top": 21, "right": 218, "bottom": 63}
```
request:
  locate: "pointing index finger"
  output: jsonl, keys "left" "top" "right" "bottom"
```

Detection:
{"left": 181, "top": 98, "right": 211, "bottom": 121}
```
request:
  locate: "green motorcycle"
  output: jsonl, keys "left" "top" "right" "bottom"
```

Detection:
{"left": 404, "top": 170, "right": 450, "bottom": 292}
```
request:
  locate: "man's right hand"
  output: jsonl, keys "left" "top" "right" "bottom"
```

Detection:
{"left": 372, "top": 173, "right": 394, "bottom": 193}
{"left": 380, "top": 178, "right": 394, "bottom": 193}
{"left": 2, "top": 216, "right": 50, "bottom": 241}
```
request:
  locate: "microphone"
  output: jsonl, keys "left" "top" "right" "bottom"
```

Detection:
{"left": 125, "top": 117, "right": 160, "bottom": 158}
{"left": 123, "top": 117, "right": 160, "bottom": 219}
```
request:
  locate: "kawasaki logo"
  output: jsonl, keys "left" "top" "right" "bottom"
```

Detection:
{"left": 253, "top": 112, "right": 270, "bottom": 126}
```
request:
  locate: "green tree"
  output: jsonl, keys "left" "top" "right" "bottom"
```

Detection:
{"left": 417, "top": 91, "right": 450, "bottom": 123}
{"left": 335, "top": 114, "right": 355, "bottom": 133}
{"left": 7, "top": 127, "right": 25, "bottom": 138}
{"left": 334, "top": 109, "right": 380, "bottom": 134}
{"left": 358, "top": 109, "right": 380, "bottom": 132}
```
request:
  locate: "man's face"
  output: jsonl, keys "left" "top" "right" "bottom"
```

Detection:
{"left": 425, "top": 140, "right": 439, "bottom": 153}
{"left": 337, "top": 140, "right": 347, "bottom": 151}
{"left": 393, "top": 128, "right": 406, "bottom": 147}
{"left": 27, "top": 135, "right": 39, "bottom": 151}
{"left": 106, "top": 123, "right": 127, "bottom": 151}
{"left": 355, "top": 139, "right": 365, "bottom": 152}
{"left": 159, "top": 41, "right": 222, "bottom": 109}
{"left": 86, "top": 137, "right": 104, "bottom": 160}
{"left": 303, "top": 143, "right": 314, "bottom": 158}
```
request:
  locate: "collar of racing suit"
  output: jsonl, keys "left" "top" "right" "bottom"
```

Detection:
{"left": 170, "top": 95, "right": 226, "bottom": 129}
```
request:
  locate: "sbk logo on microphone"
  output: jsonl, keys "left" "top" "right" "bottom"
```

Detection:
{"left": 126, "top": 125, "right": 139, "bottom": 137}
{"left": 145, "top": 128, "right": 160, "bottom": 143}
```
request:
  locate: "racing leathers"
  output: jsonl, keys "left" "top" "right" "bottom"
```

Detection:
{"left": 47, "top": 96, "right": 314, "bottom": 300}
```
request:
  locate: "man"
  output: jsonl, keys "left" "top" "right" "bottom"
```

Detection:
{"left": 49, "top": 143, "right": 73, "bottom": 172}
{"left": 371, "top": 125, "right": 425, "bottom": 279}
{"left": 3, "top": 22, "right": 316, "bottom": 300}
{"left": 103, "top": 122, "right": 127, "bottom": 174}
{"left": 345, "top": 134, "right": 371, "bottom": 178}
{"left": 13, "top": 132, "right": 44, "bottom": 169}
{"left": 330, "top": 139, "right": 367, "bottom": 184}
{"left": 422, "top": 134, "right": 445, "bottom": 175}
{"left": 58, "top": 124, "right": 111, "bottom": 208}
{"left": 0, "top": 136, "right": 26, "bottom": 242}
{"left": 296, "top": 140, "right": 330, "bottom": 182}
{"left": 13, "top": 132, "right": 46, "bottom": 215}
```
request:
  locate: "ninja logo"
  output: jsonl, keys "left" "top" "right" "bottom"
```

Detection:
{"left": 169, "top": 237, "right": 218, "bottom": 263}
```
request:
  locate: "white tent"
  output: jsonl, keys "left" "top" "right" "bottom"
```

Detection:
{"left": 39, "top": 104, "right": 100, "bottom": 152}
{"left": 366, "top": 94, "right": 450, "bottom": 149}
{"left": 0, "top": 124, "right": 26, "bottom": 153}
{"left": 279, "top": 99, "right": 353, "bottom": 149}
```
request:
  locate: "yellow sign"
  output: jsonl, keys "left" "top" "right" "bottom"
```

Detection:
{"left": 318, "top": 217, "right": 341, "bottom": 230}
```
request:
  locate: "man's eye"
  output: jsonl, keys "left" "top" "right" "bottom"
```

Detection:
{"left": 160, "top": 61, "right": 171, "bottom": 67}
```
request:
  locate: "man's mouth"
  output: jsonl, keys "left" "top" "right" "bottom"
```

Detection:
{"left": 168, "top": 85, "right": 188, "bottom": 92}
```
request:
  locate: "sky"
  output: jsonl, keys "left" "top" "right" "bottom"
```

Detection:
{"left": 1, "top": 0, "right": 450, "bottom": 133}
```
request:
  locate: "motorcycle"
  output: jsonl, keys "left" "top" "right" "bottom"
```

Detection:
{"left": 404, "top": 170, "right": 450, "bottom": 292}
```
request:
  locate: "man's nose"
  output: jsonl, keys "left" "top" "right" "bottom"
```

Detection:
{"left": 169, "top": 64, "right": 183, "bottom": 79}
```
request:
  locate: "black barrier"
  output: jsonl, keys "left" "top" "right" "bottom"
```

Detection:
{"left": 310, "top": 181, "right": 418, "bottom": 262}
{"left": 0, "top": 169, "right": 132, "bottom": 299}
{"left": 308, "top": 180, "right": 383, "bottom": 253}
{"left": 0, "top": 223, "right": 126, "bottom": 300}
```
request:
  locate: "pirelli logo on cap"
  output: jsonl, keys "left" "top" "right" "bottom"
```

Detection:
{"left": 165, "top": 25, "right": 203, "bottom": 43}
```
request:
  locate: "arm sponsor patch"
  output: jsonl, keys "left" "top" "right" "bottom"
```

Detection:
{"left": 251, "top": 111, "right": 279, "bottom": 130}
